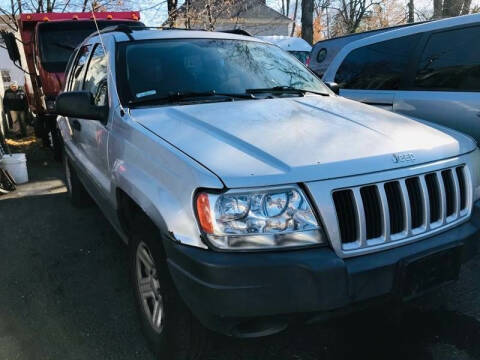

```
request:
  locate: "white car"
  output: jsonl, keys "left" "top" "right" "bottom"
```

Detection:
{"left": 322, "top": 14, "right": 480, "bottom": 142}
{"left": 56, "top": 26, "right": 480, "bottom": 360}
{"left": 259, "top": 35, "right": 312, "bottom": 64}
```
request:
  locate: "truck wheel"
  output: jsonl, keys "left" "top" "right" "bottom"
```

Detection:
{"left": 129, "top": 217, "right": 209, "bottom": 360}
{"left": 64, "top": 154, "right": 93, "bottom": 207}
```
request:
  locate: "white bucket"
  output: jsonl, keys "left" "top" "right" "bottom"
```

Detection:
{"left": 0, "top": 153, "right": 29, "bottom": 184}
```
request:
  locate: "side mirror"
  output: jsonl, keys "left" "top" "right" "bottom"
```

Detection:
{"left": 0, "top": 30, "right": 21, "bottom": 64}
{"left": 325, "top": 82, "right": 340, "bottom": 95}
{"left": 56, "top": 91, "right": 108, "bottom": 122}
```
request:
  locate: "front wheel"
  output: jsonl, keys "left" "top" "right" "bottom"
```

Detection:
{"left": 129, "top": 217, "right": 209, "bottom": 360}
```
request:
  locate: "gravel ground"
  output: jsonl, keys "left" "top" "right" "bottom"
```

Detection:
{"left": 1, "top": 144, "right": 479, "bottom": 360}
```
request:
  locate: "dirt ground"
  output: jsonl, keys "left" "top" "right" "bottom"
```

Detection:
{"left": 1, "top": 141, "right": 479, "bottom": 360}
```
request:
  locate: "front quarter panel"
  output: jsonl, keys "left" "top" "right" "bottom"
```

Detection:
{"left": 108, "top": 110, "right": 224, "bottom": 248}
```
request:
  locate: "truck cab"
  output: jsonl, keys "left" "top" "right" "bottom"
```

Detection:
{"left": 1, "top": 11, "right": 142, "bottom": 154}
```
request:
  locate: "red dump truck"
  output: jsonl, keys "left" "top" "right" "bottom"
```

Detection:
{"left": 1, "top": 11, "right": 142, "bottom": 157}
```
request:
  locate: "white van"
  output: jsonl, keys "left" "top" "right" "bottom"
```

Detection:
{"left": 259, "top": 36, "right": 312, "bottom": 64}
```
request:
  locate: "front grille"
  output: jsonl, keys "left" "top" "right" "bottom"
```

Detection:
{"left": 333, "top": 166, "right": 469, "bottom": 249}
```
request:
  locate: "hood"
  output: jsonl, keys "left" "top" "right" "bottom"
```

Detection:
{"left": 130, "top": 96, "right": 476, "bottom": 188}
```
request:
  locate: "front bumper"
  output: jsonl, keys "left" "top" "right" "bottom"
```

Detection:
{"left": 165, "top": 201, "right": 480, "bottom": 337}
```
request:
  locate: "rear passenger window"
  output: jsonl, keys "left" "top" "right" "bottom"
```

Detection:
{"left": 335, "top": 34, "right": 420, "bottom": 90}
{"left": 70, "top": 45, "right": 92, "bottom": 91}
{"left": 414, "top": 26, "right": 480, "bottom": 92}
{"left": 83, "top": 44, "right": 108, "bottom": 107}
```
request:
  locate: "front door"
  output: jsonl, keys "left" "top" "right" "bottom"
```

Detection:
{"left": 74, "top": 43, "right": 112, "bottom": 211}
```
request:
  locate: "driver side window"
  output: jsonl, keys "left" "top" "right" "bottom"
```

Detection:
{"left": 83, "top": 44, "right": 108, "bottom": 107}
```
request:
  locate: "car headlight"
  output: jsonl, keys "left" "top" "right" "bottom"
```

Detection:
{"left": 195, "top": 186, "right": 326, "bottom": 250}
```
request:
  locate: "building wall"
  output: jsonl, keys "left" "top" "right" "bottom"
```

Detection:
{"left": 0, "top": 44, "right": 25, "bottom": 90}
{"left": 0, "top": 18, "right": 25, "bottom": 92}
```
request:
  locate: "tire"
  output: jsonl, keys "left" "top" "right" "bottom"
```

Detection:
{"left": 63, "top": 153, "right": 93, "bottom": 207}
{"left": 129, "top": 214, "right": 209, "bottom": 360}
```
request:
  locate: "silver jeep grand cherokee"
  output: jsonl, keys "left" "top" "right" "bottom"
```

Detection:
{"left": 56, "top": 26, "right": 480, "bottom": 359}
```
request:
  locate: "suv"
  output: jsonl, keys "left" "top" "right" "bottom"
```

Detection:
{"left": 56, "top": 26, "right": 480, "bottom": 359}
{"left": 322, "top": 14, "right": 480, "bottom": 142}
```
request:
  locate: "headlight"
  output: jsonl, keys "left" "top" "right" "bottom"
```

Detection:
{"left": 195, "top": 186, "right": 326, "bottom": 250}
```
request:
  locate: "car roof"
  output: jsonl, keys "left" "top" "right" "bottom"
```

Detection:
{"left": 94, "top": 28, "right": 265, "bottom": 43}
{"left": 322, "top": 13, "right": 480, "bottom": 81}
{"left": 343, "top": 13, "right": 480, "bottom": 51}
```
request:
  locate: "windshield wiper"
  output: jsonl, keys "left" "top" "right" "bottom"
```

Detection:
{"left": 128, "top": 90, "right": 255, "bottom": 107}
{"left": 246, "top": 86, "right": 329, "bottom": 96}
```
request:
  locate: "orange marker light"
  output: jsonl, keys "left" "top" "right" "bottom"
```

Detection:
{"left": 43, "top": 16, "right": 49, "bottom": 21}
{"left": 26, "top": 15, "right": 32, "bottom": 20}
{"left": 107, "top": 14, "right": 113, "bottom": 19}
{"left": 196, "top": 193, "right": 214, "bottom": 234}
{"left": 132, "top": 13, "right": 139, "bottom": 20}
{"left": 72, "top": 15, "right": 79, "bottom": 20}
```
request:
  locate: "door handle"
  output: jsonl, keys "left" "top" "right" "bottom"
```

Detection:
{"left": 71, "top": 119, "right": 81, "bottom": 132}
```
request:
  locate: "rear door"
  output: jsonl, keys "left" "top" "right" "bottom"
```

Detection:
{"left": 394, "top": 25, "right": 480, "bottom": 141}
{"left": 332, "top": 34, "right": 422, "bottom": 111}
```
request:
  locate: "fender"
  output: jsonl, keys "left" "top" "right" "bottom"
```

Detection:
{"left": 109, "top": 124, "right": 224, "bottom": 249}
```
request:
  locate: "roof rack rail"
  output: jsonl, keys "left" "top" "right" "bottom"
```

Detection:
{"left": 220, "top": 29, "right": 252, "bottom": 36}
{"left": 93, "top": 25, "right": 252, "bottom": 41}
{"left": 96, "top": 23, "right": 146, "bottom": 40}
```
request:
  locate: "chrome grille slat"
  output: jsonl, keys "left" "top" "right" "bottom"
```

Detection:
{"left": 436, "top": 171, "right": 447, "bottom": 225}
{"left": 419, "top": 175, "right": 430, "bottom": 230}
{"left": 377, "top": 184, "right": 391, "bottom": 242}
{"left": 333, "top": 165, "right": 470, "bottom": 252}
{"left": 399, "top": 179, "right": 412, "bottom": 236}
{"left": 352, "top": 188, "right": 367, "bottom": 248}
{"left": 451, "top": 168, "right": 461, "bottom": 219}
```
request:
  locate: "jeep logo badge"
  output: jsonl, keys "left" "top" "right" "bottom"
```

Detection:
{"left": 392, "top": 153, "right": 415, "bottom": 163}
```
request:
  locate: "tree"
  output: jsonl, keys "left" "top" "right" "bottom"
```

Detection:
{"left": 408, "top": 0, "right": 414, "bottom": 22}
{"left": 332, "top": 0, "right": 384, "bottom": 33}
{"left": 301, "top": 0, "right": 314, "bottom": 44}
{"left": 167, "top": 0, "right": 178, "bottom": 27}
{"left": 290, "top": 0, "right": 299, "bottom": 36}
{"left": 434, "top": 0, "right": 474, "bottom": 17}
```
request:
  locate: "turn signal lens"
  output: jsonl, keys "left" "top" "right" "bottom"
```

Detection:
{"left": 196, "top": 193, "right": 214, "bottom": 234}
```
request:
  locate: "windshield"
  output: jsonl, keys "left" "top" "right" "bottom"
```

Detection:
{"left": 38, "top": 21, "right": 140, "bottom": 73}
{"left": 117, "top": 39, "right": 328, "bottom": 105}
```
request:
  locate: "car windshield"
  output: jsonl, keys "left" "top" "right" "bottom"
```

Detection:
{"left": 38, "top": 21, "right": 140, "bottom": 73}
{"left": 117, "top": 38, "right": 329, "bottom": 105}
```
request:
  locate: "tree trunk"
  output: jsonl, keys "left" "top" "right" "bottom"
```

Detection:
{"left": 167, "top": 0, "right": 178, "bottom": 27}
{"left": 408, "top": 0, "right": 415, "bottom": 22}
{"left": 206, "top": 0, "right": 214, "bottom": 31}
{"left": 290, "top": 0, "right": 299, "bottom": 36}
{"left": 433, "top": 0, "right": 443, "bottom": 18}
{"left": 442, "top": 0, "right": 464, "bottom": 17}
{"left": 461, "top": 0, "right": 472, "bottom": 14}
{"left": 15, "top": 0, "right": 22, "bottom": 14}
{"left": 301, "top": 0, "right": 314, "bottom": 44}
